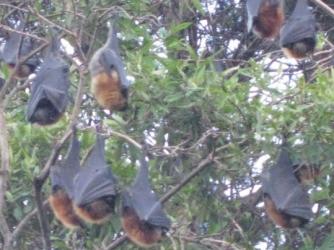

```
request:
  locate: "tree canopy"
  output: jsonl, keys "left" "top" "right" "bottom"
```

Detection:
{"left": 0, "top": 0, "right": 334, "bottom": 249}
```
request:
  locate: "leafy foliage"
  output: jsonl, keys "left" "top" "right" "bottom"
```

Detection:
{"left": 0, "top": 0, "right": 333, "bottom": 249}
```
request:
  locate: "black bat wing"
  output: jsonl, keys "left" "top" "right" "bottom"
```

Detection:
{"left": 26, "top": 55, "right": 69, "bottom": 121}
{"left": 280, "top": 0, "right": 316, "bottom": 45}
{"left": 73, "top": 135, "right": 116, "bottom": 206}
{"left": 50, "top": 132, "right": 80, "bottom": 198}
{"left": 2, "top": 24, "right": 38, "bottom": 67}
{"left": 262, "top": 147, "right": 312, "bottom": 220}
{"left": 123, "top": 156, "right": 170, "bottom": 229}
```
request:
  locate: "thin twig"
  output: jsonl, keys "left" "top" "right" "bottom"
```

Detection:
{"left": 310, "top": 0, "right": 334, "bottom": 18}
{"left": 107, "top": 130, "right": 142, "bottom": 149}
{"left": 0, "top": 24, "right": 47, "bottom": 42}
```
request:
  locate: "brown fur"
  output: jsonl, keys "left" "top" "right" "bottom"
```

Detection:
{"left": 48, "top": 189, "right": 82, "bottom": 229}
{"left": 91, "top": 70, "right": 127, "bottom": 111}
{"left": 253, "top": 0, "right": 284, "bottom": 39}
{"left": 8, "top": 63, "right": 34, "bottom": 79}
{"left": 282, "top": 40, "right": 315, "bottom": 59}
{"left": 264, "top": 194, "right": 306, "bottom": 228}
{"left": 122, "top": 207, "right": 163, "bottom": 248}
{"left": 73, "top": 199, "right": 114, "bottom": 224}
{"left": 293, "top": 164, "right": 320, "bottom": 185}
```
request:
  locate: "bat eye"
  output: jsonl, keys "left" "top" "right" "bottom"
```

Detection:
{"left": 110, "top": 64, "right": 115, "bottom": 70}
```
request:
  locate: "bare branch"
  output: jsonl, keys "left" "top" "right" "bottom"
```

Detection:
{"left": 0, "top": 104, "right": 12, "bottom": 249}
{"left": 310, "top": 0, "right": 334, "bottom": 18}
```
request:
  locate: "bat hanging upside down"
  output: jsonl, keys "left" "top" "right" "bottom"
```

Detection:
{"left": 261, "top": 145, "right": 312, "bottom": 228}
{"left": 247, "top": 0, "right": 284, "bottom": 39}
{"left": 89, "top": 21, "right": 129, "bottom": 111}
{"left": 121, "top": 151, "right": 170, "bottom": 248}
{"left": 49, "top": 129, "right": 83, "bottom": 229}
{"left": 26, "top": 37, "right": 69, "bottom": 126}
{"left": 280, "top": 0, "right": 317, "bottom": 59}
{"left": 73, "top": 134, "right": 118, "bottom": 224}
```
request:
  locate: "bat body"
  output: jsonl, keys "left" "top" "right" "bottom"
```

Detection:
{"left": 73, "top": 135, "right": 117, "bottom": 224}
{"left": 121, "top": 153, "right": 170, "bottom": 248}
{"left": 261, "top": 146, "right": 312, "bottom": 228}
{"left": 49, "top": 187, "right": 83, "bottom": 229}
{"left": 26, "top": 37, "right": 69, "bottom": 126}
{"left": 293, "top": 163, "right": 320, "bottom": 185}
{"left": 247, "top": 0, "right": 284, "bottom": 39}
{"left": 89, "top": 22, "right": 129, "bottom": 111}
{"left": 264, "top": 194, "right": 307, "bottom": 228}
{"left": 122, "top": 207, "right": 163, "bottom": 248}
{"left": 1, "top": 21, "right": 38, "bottom": 79}
{"left": 280, "top": 0, "right": 316, "bottom": 59}
{"left": 49, "top": 131, "right": 82, "bottom": 229}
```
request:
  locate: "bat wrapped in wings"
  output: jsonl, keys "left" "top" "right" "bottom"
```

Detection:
{"left": 280, "top": 0, "right": 317, "bottom": 59}
{"left": 1, "top": 20, "right": 39, "bottom": 79}
{"left": 121, "top": 152, "right": 170, "bottom": 248}
{"left": 72, "top": 134, "right": 117, "bottom": 224}
{"left": 26, "top": 37, "right": 69, "bottom": 126}
{"left": 261, "top": 146, "right": 312, "bottom": 228}
{"left": 89, "top": 21, "right": 129, "bottom": 111}
{"left": 49, "top": 129, "right": 83, "bottom": 229}
{"left": 246, "top": 0, "right": 284, "bottom": 39}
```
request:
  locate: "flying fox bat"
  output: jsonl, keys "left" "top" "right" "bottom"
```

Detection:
{"left": 49, "top": 129, "right": 83, "bottom": 229}
{"left": 261, "top": 146, "right": 312, "bottom": 228}
{"left": 89, "top": 21, "right": 129, "bottom": 111}
{"left": 121, "top": 153, "right": 170, "bottom": 248}
{"left": 293, "top": 163, "right": 320, "bottom": 185}
{"left": 280, "top": 0, "right": 316, "bottom": 59}
{"left": 1, "top": 20, "right": 39, "bottom": 79}
{"left": 246, "top": 0, "right": 284, "bottom": 39}
{"left": 26, "top": 37, "right": 69, "bottom": 126}
{"left": 73, "top": 135, "right": 117, "bottom": 224}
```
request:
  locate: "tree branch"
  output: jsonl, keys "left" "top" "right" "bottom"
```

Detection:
{"left": 0, "top": 104, "right": 12, "bottom": 249}
{"left": 311, "top": 0, "right": 334, "bottom": 18}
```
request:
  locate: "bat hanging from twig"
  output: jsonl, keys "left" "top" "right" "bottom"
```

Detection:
{"left": 89, "top": 20, "right": 129, "bottom": 111}
{"left": 73, "top": 134, "right": 118, "bottom": 224}
{"left": 26, "top": 35, "right": 69, "bottom": 126}
{"left": 246, "top": 0, "right": 284, "bottom": 39}
{"left": 261, "top": 145, "right": 313, "bottom": 228}
{"left": 121, "top": 150, "right": 170, "bottom": 248}
{"left": 280, "top": 0, "right": 317, "bottom": 59}
{"left": 49, "top": 128, "right": 83, "bottom": 229}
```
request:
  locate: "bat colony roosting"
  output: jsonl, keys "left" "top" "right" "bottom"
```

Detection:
{"left": 0, "top": 0, "right": 322, "bottom": 248}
